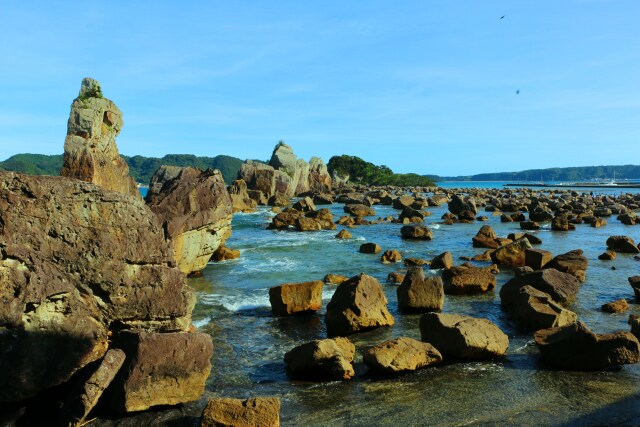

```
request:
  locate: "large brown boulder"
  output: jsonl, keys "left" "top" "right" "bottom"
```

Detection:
{"left": 60, "top": 78, "right": 140, "bottom": 199}
{"left": 525, "top": 248, "right": 553, "bottom": 270}
{"left": 534, "top": 321, "right": 640, "bottom": 370}
{"left": 307, "top": 157, "right": 332, "bottom": 194}
{"left": 442, "top": 265, "right": 497, "bottom": 295}
{"left": 448, "top": 195, "right": 477, "bottom": 215}
{"left": 430, "top": 252, "right": 453, "bottom": 270}
{"left": 344, "top": 204, "right": 376, "bottom": 217}
{"left": 269, "top": 281, "right": 323, "bottom": 315}
{"left": 109, "top": 331, "right": 213, "bottom": 413}
{"left": 472, "top": 225, "right": 500, "bottom": 248}
{"left": 363, "top": 337, "right": 442, "bottom": 375}
{"left": 397, "top": 268, "right": 444, "bottom": 312}
{"left": 400, "top": 225, "right": 433, "bottom": 240}
{"left": 546, "top": 249, "right": 588, "bottom": 280}
{"left": 145, "top": 167, "right": 233, "bottom": 275}
{"left": 419, "top": 313, "right": 509, "bottom": 360}
{"left": 606, "top": 236, "right": 640, "bottom": 254}
{"left": 490, "top": 238, "right": 532, "bottom": 266}
{"left": 500, "top": 285, "right": 577, "bottom": 330}
{"left": 500, "top": 268, "right": 581, "bottom": 306}
{"left": 201, "top": 397, "right": 281, "bottom": 427}
{"left": 325, "top": 273, "right": 394, "bottom": 336}
{"left": 0, "top": 172, "right": 194, "bottom": 403}
{"left": 284, "top": 337, "right": 355, "bottom": 380}
{"left": 228, "top": 179, "right": 258, "bottom": 213}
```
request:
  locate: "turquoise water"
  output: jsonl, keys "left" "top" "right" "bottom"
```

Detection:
{"left": 186, "top": 191, "right": 640, "bottom": 426}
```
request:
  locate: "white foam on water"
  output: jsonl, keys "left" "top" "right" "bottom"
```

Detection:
{"left": 322, "top": 286, "right": 337, "bottom": 301}
{"left": 430, "top": 224, "right": 441, "bottom": 230}
{"left": 192, "top": 318, "right": 210, "bottom": 328}
{"left": 200, "top": 292, "right": 271, "bottom": 312}
{"left": 241, "top": 257, "right": 300, "bottom": 273}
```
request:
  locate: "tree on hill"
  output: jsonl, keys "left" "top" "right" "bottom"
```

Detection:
{"left": 327, "top": 155, "right": 436, "bottom": 186}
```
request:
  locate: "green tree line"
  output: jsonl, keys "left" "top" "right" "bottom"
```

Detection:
{"left": 327, "top": 155, "right": 436, "bottom": 187}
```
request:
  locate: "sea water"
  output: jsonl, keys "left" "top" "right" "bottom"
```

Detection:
{"left": 185, "top": 189, "right": 640, "bottom": 426}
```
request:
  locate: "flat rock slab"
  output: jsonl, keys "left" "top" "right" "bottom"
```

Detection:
{"left": 420, "top": 313, "right": 509, "bottom": 361}
{"left": 110, "top": 331, "right": 213, "bottom": 413}
{"left": 363, "top": 337, "right": 442, "bottom": 375}
{"left": 201, "top": 397, "right": 280, "bottom": 427}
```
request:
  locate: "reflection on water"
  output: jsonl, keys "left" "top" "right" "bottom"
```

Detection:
{"left": 190, "top": 195, "right": 640, "bottom": 426}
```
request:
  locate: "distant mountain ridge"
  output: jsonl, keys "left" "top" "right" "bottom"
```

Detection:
{"left": 0, "top": 153, "right": 243, "bottom": 185}
{"left": 427, "top": 164, "right": 640, "bottom": 182}
{"left": 2, "top": 153, "right": 639, "bottom": 186}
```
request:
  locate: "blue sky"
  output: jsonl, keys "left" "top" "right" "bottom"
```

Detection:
{"left": 0, "top": 1, "right": 639, "bottom": 176}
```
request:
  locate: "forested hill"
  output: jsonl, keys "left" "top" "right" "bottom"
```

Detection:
{"left": 327, "top": 155, "right": 436, "bottom": 186}
{"left": 0, "top": 153, "right": 244, "bottom": 184}
{"left": 429, "top": 164, "right": 640, "bottom": 182}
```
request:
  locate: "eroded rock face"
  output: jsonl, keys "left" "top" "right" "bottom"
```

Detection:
{"left": 284, "top": 337, "right": 355, "bottom": 380}
{"left": 500, "top": 285, "right": 577, "bottom": 330}
{"left": 269, "top": 281, "right": 323, "bottom": 315}
{"left": 491, "top": 238, "right": 532, "bottom": 266}
{"left": 145, "top": 167, "right": 233, "bottom": 275}
{"left": 325, "top": 273, "right": 394, "bottom": 336}
{"left": 201, "top": 397, "right": 281, "bottom": 427}
{"left": 109, "top": 331, "right": 213, "bottom": 413}
{"left": 0, "top": 172, "right": 194, "bottom": 402}
{"left": 363, "top": 337, "right": 442, "bottom": 375}
{"left": 419, "top": 313, "right": 509, "bottom": 360}
{"left": 534, "top": 321, "right": 640, "bottom": 370}
{"left": 397, "top": 268, "right": 444, "bottom": 312}
{"left": 228, "top": 179, "right": 258, "bottom": 213}
{"left": 61, "top": 78, "right": 140, "bottom": 199}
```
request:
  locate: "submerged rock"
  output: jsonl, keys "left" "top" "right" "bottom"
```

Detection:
{"left": 60, "top": 78, "right": 140, "bottom": 199}
{"left": 397, "top": 268, "right": 444, "bottom": 312}
{"left": 269, "top": 281, "right": 323, "bottom": 315}
{"left": 381, "top": 249, "right": 402, "bottom": 264}
{"left": 325, "top": 273, "right": 394, "bottom": 336}
{"left": 442, "top": 265, "right": 497, "bottom": 295}
{"left": 145, "top": 167, "right": 233, "bottom": 275}
{"left": 400, "top": 225, "right": 433, "bottom": 240}
{"left": 534, "top": 321, "right": 640, "bottom": 370}
{"left": 201, "top": 397, "right": 281, "bottom": 427}
{"left": 419, "top": 313, "right": 509, "bottom": 361}
{"left": 601, "top": 299, "right": 629, "bottom": 313}
{"left": 363, "top": 337, "right": 442, "bottom": 375}
{"left": 284, "top": 337, "right": 355, "bottom": 380}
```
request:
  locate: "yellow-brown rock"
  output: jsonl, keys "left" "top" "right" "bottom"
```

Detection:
{"left": 60, "top": 78, "right": 140, "bottom": 199}
{"left": 269, "top": 281, "right": 323, "bottom": 315}
{"left": 201, "top": 397, "right": 281, "bottom": 427}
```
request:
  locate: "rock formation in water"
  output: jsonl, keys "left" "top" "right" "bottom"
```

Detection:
{"left": 145, "top": 166, "right": 233, "bottom": 275}
{"left": 60, "top": 78, "right": 140, "bottom": 199}
{"left": 238, "top": 141, "right": 332, "bottom": 203}
{"left": 0, "top": 172, "right": 211, "bottom": 411}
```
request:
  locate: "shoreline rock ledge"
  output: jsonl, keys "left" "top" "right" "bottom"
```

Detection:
{"left": 60, "top": 77, "right": 141, "bottom": 200}
{"left": 0, "top": 171, "right": 212, "bottom": 418}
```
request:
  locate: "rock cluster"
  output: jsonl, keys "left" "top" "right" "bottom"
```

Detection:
{"left": 239, "top": 142, "right": 332, "bottom": 202}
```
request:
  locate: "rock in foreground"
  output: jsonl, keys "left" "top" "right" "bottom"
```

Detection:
{"left": 325, "top": 273, "right": 394, "bottom": 336}
{"left": 201, "top": 397, "right": 280, "bottom": 427}
{"left": 284, "top": 337, "right": 355, "bottom": 380}
{"left": 0, "top": 172, "right": 194, "bottom": 403}
{"left": 419, "top": 313, "right": 509, "bottom": 360}
{"left": 534, "top": 321, "right": 640, "bottom": 370}
{"left": 363, "top": 337, "right": 442, "bottom": 375}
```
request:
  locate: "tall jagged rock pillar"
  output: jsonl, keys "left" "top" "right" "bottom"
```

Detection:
{"left": 61, "top": 77, "right": 141, "bottom": 199}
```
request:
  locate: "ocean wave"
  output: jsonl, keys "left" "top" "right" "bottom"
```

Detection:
{"left": 241, "top": 257, "right": 301, "bottom": 273}
{"left": 200, "top": 292, "right": 272, "bottom": 311}
{"left": 430, "top": 224, "right": 441, "bottom": 230}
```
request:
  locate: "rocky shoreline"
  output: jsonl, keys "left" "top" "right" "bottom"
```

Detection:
{"left": 1, "top": 78, "right": 640, "bottom": 426}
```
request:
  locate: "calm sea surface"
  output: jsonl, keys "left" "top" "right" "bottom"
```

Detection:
{"left": 179, "top": 183, "right": 640, "bottom": 426}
